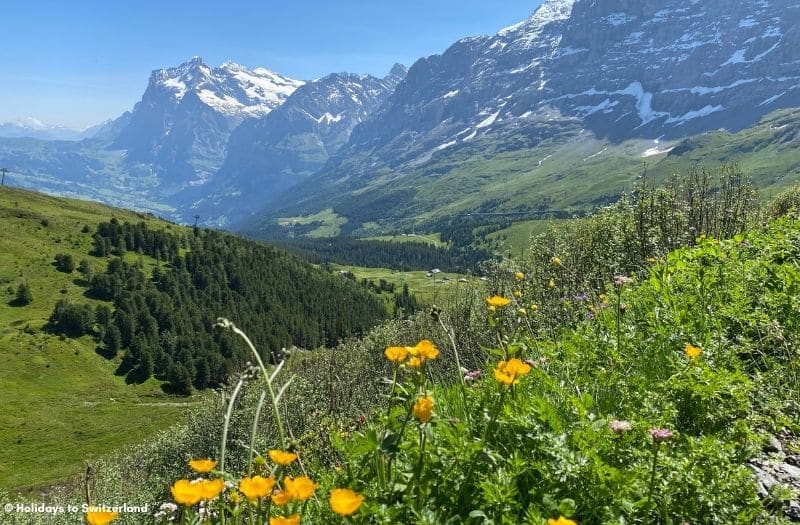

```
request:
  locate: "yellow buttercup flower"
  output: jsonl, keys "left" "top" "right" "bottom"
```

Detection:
{"left": 515, "top": 271, "right": 525, "bottom": 281}
{"left": 486, "top": 295, "right": 511, "bottom": 308}
{"left": 270, "top": 516, "right": 301, "bottom": 525}
{"left": 685, "top": 343, "right": 702, "bottom": 359}
{"left": 199, "top": 478, "right": 225, "bottom": 500}
{"left": 412, "top": 395, "right": 434, "bottom": 423}
{"left": 384, "top": 346, "right": 409, "bottom": 363}
{"left": 85, "top": 509, "right": 119, "bottom": 525}
{"left": 268, "top": 449, "right": 298, "bottom": 466}
{"left": 239, "top": 476, "right": 276, "bottom": 501}
{"left": 547, "top": 516, "right": 578, "bottom": 525}
{"left": 329, "top": 488, "right": 365, "bottom": 516}
{"left": 171, "top": 479, "right": 204, "bottom": 506}
{"left": 530, "top": 304, "right": 539, "bottom": 312}
{"left": 414, "top": 339, "right": 439, "bottom": 360}
{"left": 188, "top": 459, "right": 217, "bottom": 473}
{"left": 551, "top": 257, "right": 563, "bottom": 267}
{"left": 548, "top": 517, "right": 577, "bottom": 525}
{"left": 493, "top": 358, "right": 532, "bottom": 386}
{"left": 284, "top": 476, "right": 317, "bottom": 501}
{"left": 272, "top": 490, "right": 291, "bottom": 506}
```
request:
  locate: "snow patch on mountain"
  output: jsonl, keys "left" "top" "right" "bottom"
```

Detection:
{"left": 476, "top": 111, "right": 500, "bottom": 129}
{"left": 666, "top": 105, "right": 724, "bottom": 124}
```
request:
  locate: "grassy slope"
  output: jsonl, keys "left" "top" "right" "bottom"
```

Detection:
{"left": 363, "top": 233, "right": 445, "bottom": 247}
{"left": 0, "top": 186, "right": 197, "bottom": 492}
{"left": 258, "top": 108, "right": 800, "bottom": 239}
{"left": 333, "top": 265, "right": 470, "bottom": 304}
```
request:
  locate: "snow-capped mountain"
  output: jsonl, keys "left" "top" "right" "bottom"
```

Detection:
{"left": 0, "top": 118, "right": 103, "bottom": 141}
{"left": 351, "top": 0, "right": 799, "bottom": 156}
{"left": 111, "top": 57, "right": 304, "bottom": 193}
{"left": 267, "top": 0, "right": 800, "bottom": 229}
{"left": 182, "top": 64, "right": 408, "bottom": 226}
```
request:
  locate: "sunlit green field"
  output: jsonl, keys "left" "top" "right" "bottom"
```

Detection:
{"left": 0, "top": 187, "right": 198, "bottom": 492}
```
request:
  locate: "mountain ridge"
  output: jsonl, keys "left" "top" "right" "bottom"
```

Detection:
{"left": 254, "top": 0, "right": 800, "bottom": 234}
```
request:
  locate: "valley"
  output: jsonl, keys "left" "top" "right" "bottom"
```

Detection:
{"left": 1, "top": 0, "right": 800, "bottom": 522}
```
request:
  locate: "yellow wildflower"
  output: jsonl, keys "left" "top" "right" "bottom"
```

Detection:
{"left": 514, "top": 290, "right": 523, "bottom": 298}
{"left": 384, "top": 346, "right": 409, "bottom": 363}
{"left": 268, "top": 449, "right": 298, "bottom": 466}
{"left": 494, "top": 358, "right": 532, "bottom": 386}
{"left": 548, "top": 517, "right": 578, "bottom": 525}
{"left": 270, "top": 516, "right": 301, "bottom": 525}
{"left": 330, "top": 488, "right": 365, "bottom": 516}
{"left": 685, "top": 343, "right": 702, "bottom": 359}
{"left": 412, "top": 395, "right": 434, "bottom": 423}
{"left": 486, "top": 295, "right": 511, "bottom": 308}
{"left": 518, "top": 308, "right": 527, "bottom": 317}
{"left": 199, "top": 478, "right": 225, "bottom": 500}
{"left": 515, "top": 271, "right": 525, "bottom": 281}
{"left": 188, "top": 459, "right": 217, "bottom": 473}
{"left": 551, "top": 257, "right": 563, "bottom": 267}
{"left": 548, "top": 279, "right": 556, "bottom": 289}
{"left": 171, "top": 479, "right": 203, "bottom": 507}
{"left": 284, "top": 476, "right": 317, "bottom": 501}
{"left": 414, "top": 339, "right": 439, "bottom": 360}
{"left": 408, "top": 356, "right": 422, "bottom": 368}
{"left": 239, "top": 476, "right": 276, "bottom": 501}
{"left": 530, "top": 304, "right": 539, "bottom": 312}
{"left": 271, "top": 490, "right": 291, "bottom": 506}
{"left": 85, "top": 509, "right": 119, "bottom": 525}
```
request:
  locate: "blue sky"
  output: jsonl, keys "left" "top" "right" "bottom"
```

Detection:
{"left": 1, "top": 0, "right": 543, "bottom": 129}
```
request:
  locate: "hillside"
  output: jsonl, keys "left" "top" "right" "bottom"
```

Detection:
{"left": 0, "top": 187, "right": 195, "bottom": 491}
{"left": 0, "top": 186, "right": 387, "bottom": 492}
{"left": 12, "top": 185, "right": 798, "bottom": 524}
{"left": 252, "top": 0, "right": 800, "bottom": 236}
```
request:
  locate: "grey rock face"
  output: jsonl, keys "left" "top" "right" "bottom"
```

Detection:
{"left": 111, "top": 57, "right": 303, "bottom": 195}
{"left": 272, "top": 0, "right": 800, "bottom": 223}
{"left": 184, "top": 66, "right": 407, "bottom": 226}
{"left": 352, "top": 0, "right": 800, "bottom": 159}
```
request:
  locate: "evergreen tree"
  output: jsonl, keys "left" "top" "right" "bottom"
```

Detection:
{"left": 54, "top": 253, "right": 75, "bottom": 273}
{"left": 104, "top": 325, "right": 122, "bottom": 357}
{"left": 15, "top": 282, "right": 33, "bottom": 306}
{"left": 78, "top": 259, "right": 93, "bottom": 281}
{"left": 170, "top": 364, "right": 192, "bottom": 396}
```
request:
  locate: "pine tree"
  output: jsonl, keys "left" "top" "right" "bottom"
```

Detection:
{"left": 15, "top": 282, "right": 33, "bottom": 306}
{"left": 104, "top": 325, "right": 122, "bottom": 357}
{"left": 170, "top": 364, "right": 192, "bottom": 396}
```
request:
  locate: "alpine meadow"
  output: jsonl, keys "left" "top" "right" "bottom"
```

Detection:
{"left": 1, "top": 1, "right": 800, "bottom": 524}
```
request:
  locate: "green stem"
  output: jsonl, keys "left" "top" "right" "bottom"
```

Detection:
{"left": 218, "top": 318, "right": 288, "bottom": 448}
{"left": 646, "top": 443, "right": 660, "bottom": 511}
{"left": 247, "top": 392, "right": 268, "bottom": 476}
{"left": 616, "top": 289, "right": 622, "bottom": 353}
{"left": 385, "top": 365, "right": 399, "bottom": 421}
{"left": 455, "top": 387, "right": 508, "bottom": 504}
{"left": 415, "top": 426, "right": 428, "bottom": 509}
{"left": 438, "top": 316, "right": 465, "bottom": 387}
{"left": 220, "top": 377, "right": 246, "bottom": 473}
